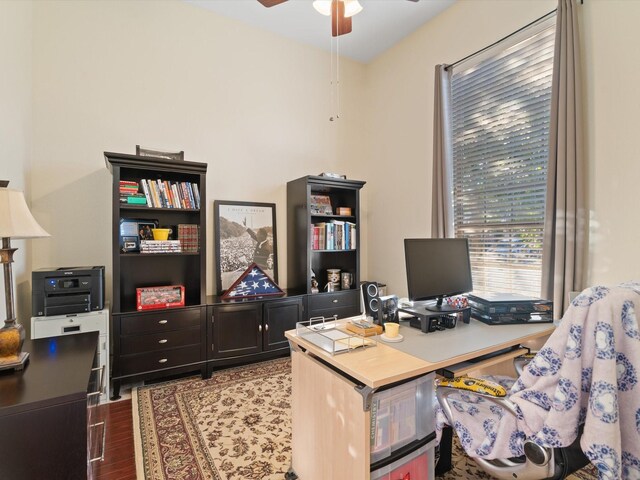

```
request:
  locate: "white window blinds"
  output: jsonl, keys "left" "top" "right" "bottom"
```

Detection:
{"left": 451, "top": 19, "right": 555, "bottom": 297}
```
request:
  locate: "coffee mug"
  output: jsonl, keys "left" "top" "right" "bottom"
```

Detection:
{"left": 325, "top": 282, "right": 340, "bottom": 292}
{"left": 341, "top": 272, "right": 353, "bottom": 290}
{"left": 327, "top": 268, "right": 341, "bottom": 285}
{"left": 384, "top": 322, "right": 399, "bottom": 338}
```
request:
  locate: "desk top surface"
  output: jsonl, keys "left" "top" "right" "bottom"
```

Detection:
{"left": 286, "top": 318, "right": 554, "bottom": 389}
{"left": 0, "top": 332, "right": 98, "bottom": 416}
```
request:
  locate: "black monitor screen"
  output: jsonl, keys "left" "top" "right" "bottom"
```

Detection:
{"left": 404, "top": 238, "right": 473, "bottom": 312}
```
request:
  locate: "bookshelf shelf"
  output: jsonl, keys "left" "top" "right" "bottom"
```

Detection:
{"left": 119, "top": 205, "right": 200, "bottom": 213}
{"left": 106, "top": 151, "right": 208, "bottom": 400}
{"left": 311, "top": 249, "right": 357, "bottom": 253}
{"left": 120, "top": 252, "right": 201, "bottom": 257}
{"left": 310, "top": 214, "right": 356, "bottom": 220}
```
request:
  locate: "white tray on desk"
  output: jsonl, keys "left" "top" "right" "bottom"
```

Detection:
{"left": 295, "top": 319, "right": 376, "bottom": 355}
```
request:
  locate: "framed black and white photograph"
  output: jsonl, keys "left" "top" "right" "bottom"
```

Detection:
{"left": 214, "top": 200, "right": 278, "bottom": 294}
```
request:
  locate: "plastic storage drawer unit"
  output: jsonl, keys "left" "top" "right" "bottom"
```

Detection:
{"left": 370, "top": 372, "right": 435, "bottom": 463}
{"left": 370, "top": 442, "right": 435, "bottom": 480}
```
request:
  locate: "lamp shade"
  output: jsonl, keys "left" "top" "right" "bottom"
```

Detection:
{"left": 0, "top": 188, "right": 50, "bottom": 239}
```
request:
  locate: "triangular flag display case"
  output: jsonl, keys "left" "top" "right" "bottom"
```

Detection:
{"left": 222, "top": 263, "right": 284, "bottom": 300}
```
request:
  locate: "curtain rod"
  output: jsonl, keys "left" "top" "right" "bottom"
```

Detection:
{"left": 444, "top": 8, "right": 558, "bottom": 72}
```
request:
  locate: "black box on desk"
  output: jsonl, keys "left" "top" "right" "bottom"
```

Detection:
{"left": 471, "top": 309, "right": 553, "bottom": 325}
{"left": 468, "top": 292, "right": 553, "bottom": 325}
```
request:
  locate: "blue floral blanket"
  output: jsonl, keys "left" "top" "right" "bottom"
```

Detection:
{"left": 437, "top": 282, "right": 640, "bottom": 479}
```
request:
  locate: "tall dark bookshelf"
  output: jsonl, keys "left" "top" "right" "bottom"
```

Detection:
{"left": 287, "top": 175, "right": 365, "bottom": 319}
{"left": 105, "top": 152, "right": 207, "bottom": 399}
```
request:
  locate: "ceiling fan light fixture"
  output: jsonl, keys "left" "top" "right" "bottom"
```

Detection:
{"left": 343, "top": 0, "right": 363, "bottom": 18}
{"left": 314, "top": 0, "right": 362, "bottom": 17}
{"left": 312, "top": 0, "right": 332, "bottom": 16}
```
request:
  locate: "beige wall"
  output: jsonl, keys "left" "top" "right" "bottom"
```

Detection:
{"left": 7, "top": 0, "right": 640, "bottom": 313}
{"left": 361, "top": 0, "right": 640, "bottom": 297}
{"left": 582, "top": 0, "right": 640, "bottom": 286}
{"left": 29, "top": 0, "right": 366, "bottom": 299}
{"left": 0, "top": 0, "right": 34, "bottom": 328}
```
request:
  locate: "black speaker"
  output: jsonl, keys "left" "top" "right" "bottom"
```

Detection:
{"left": 361, "top": 282, "right": 381, "bottom": 323}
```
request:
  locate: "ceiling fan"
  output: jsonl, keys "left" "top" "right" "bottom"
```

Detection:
{"left": 257, "top": 0, "right": 420, "bottom": 37}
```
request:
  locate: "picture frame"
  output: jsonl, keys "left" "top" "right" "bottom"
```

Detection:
{"left": 214, "top": 200, "right": 278, "bottom": 294}
{"left": 119, "top": 218, "right": 158, "bottom": 252}
{"left": 310, "top": 195, "right": 333, "bottom": 215}
{"left": 136, "top": 145, "right": 184, "bottom": 161}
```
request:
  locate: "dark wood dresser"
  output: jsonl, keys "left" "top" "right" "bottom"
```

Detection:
{"left": 0, "top": 332, "right": 104, "bottom": 480}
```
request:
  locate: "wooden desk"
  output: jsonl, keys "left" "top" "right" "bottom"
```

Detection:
{"left": 285, "top": 318, "right": 554, "bottom": 480}
{"left": 0, "top": 332, "right": 102, "bottom": 479}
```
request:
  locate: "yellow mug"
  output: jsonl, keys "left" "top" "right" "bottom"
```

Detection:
{"left": 384, "top": 322, "right": 399, "bottom": 338}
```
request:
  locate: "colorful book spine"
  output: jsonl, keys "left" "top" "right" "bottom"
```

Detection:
{"left": 140, "top": 179, "right": 153, "bottom": 207}
{"left": 171, "top": 184, "right": 183, "bottom": 209}
{"left": 192, "top": 183, "right": 201, "bottom": 209}
{"left": 163, "top": 181, "right": 175, "bottom": 208}
{"left": 326, "top": 223, "right": 335, "bottom": 250}
{"left": 186, "top": 183, "right": 196, "bottom": 209}
{"left": 181, "top": 183, "right": 192, "bottom": 209}
{"left": 148, "top": 180, "right": 160, "bottom": 207}
{"left": 178, "top": 224, "right": 200, "bottom": 253}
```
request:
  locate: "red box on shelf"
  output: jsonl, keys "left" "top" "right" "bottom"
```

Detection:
{"left": 136, "top": 285, "right": 185, "bottom": 311}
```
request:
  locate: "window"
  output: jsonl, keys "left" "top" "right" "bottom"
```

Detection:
{"left": 451, "top": 18, "right": 555, "bottom": 297}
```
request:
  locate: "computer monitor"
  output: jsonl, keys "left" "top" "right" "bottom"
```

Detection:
{"left": 404, "top": 238, "right": 473, "bottom": 312}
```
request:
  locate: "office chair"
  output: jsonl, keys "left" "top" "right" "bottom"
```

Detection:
{"left": 436, "top": 282, "right": 640, "bottom": 480}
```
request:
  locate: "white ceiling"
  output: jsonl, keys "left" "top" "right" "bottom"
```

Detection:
{"left": 187, "top": 0, "right": 456, "bottom": 63}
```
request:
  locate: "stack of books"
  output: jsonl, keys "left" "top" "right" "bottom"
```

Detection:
{"left": 311, "top": 220, "right": 356, "bottom": 250}
{"left": 119, "top": 180, "right": 146, "bottom": 205}
{"left": 140, "top": 240, "right": 182, "bottom": 254}
{"left": 177, "top": 224, "right": 200, "bottom": 253}
{"left": 138, "top": 179, "right": 201, "bottom": 209}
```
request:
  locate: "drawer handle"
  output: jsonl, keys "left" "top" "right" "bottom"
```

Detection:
{"left": 332, "top": 299, "right": 339, "bottom": 304}
{"left": 159, "top": 358, "right": 168, "bottom": 363}
{"left": 158, "top": 339, "right": 168, "bottom": 344}
{"left": 158, "top": 320, "right": 168, "bottom": 325}
{"left": 89, "top": 421, "right": 107, "bottom": 463}
{"left": 87, "top": 365, "right": 106, "bottom": 398}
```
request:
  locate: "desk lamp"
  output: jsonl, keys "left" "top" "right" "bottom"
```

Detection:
{"left": 0, "top": 182, "right": 49, "bottom": 371}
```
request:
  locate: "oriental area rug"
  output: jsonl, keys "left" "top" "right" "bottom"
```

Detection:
{"left": 133, "top": 358, "right": 597, "bottom": 480}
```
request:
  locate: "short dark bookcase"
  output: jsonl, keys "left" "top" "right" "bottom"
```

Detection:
{"left": 105, "top": 152, "right": 207, "bottom": 399}
{"left": 287, "top": 175, "right": 365, "bottom": 320}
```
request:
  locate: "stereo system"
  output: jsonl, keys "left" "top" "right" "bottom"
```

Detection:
{"left": 361, "top": 282, "right": 398, "bottom": 324}
{"left": 32, "top": 266, "right": 105, "bottom": 317}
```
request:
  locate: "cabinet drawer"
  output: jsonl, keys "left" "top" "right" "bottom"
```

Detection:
{"left": 120, "top": 308, "right": 201, "bottom": 335}
{"left": 120, "top": 326, "right": 201, "bottom": 355}
{"left": 119, "top": 345, "right": 202, "bottom": 376}
{"left": 32, "top": 310, "right": 108, "bottom": 338}
{"left": 308, "top": 289, "right": 360, "bottom": 319}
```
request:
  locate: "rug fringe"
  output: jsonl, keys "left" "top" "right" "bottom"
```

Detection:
{"left": 132, "top": 386, "right": 146, "bottom": 480}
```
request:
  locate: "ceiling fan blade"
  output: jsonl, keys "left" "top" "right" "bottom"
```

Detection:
{"left": 257, "top": 0, "right": 288, "bottom": 7}
{"left": 331, "top": 0, "right": 352, "bottom": 37}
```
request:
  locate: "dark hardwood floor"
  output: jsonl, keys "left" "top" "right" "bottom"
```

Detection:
{"left": 94, "top": 399, "right": 137, "bottom": 480}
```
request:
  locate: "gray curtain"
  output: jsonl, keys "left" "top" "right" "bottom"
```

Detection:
{"left": 541, "top": 0, "right": 587, "bottom": 315}
{"left": 431, "top": 64, "right": 454, "bottom": 238}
